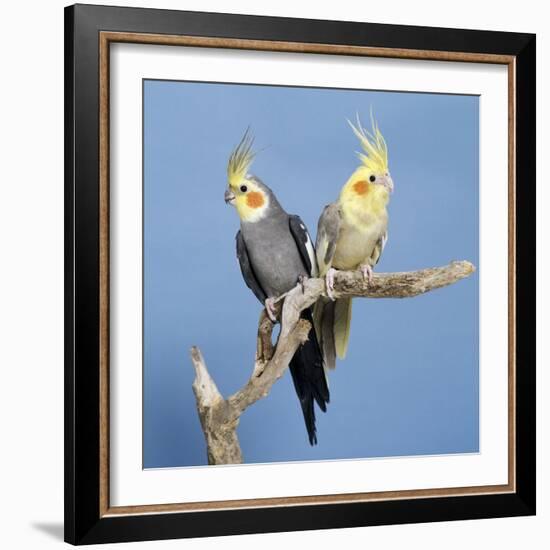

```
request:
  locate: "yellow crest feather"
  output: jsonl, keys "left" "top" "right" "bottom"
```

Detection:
{"left": 227, "top": 128, "right": 255, "bottom": 187}
{"left": 347, "top": 112, "right": 389, "bottom": 174}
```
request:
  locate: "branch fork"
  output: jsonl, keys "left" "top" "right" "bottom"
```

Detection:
{"left": 190, "top": 260, "right": 475, "bottom": 465}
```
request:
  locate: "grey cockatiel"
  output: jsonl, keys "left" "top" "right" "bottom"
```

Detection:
{"left": 314, "top": 115, "right": 393, "bottom": 369}
{"left": 224, "top": 130, "right": 329, "bottom": 445}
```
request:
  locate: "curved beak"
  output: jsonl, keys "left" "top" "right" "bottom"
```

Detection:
{"left": 381, "top": 174, "right": 394, "bottom": 193}
{"left": 224, "top": 188, "right": 236, "bottom": 205}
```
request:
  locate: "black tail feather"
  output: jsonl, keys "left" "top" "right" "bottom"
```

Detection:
{"left": 289, "top": 308, "right": 330, "bottom": 445}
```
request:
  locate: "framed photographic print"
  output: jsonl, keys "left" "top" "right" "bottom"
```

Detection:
{"left": 64, "top": 3, "right": 536, "bottom": 545}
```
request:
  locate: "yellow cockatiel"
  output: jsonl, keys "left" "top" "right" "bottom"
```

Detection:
{"left": 314, "top": 115, "right": 393, "bottom": 368}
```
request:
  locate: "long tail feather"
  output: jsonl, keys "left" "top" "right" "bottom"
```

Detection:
{"left": 314, "top": 299, "right": 337, "bottom": 371}
{"left": 334, "top": 297, "right": 353, "bottom": 359}
{"left": 289, "top": 308, "right": 330, "bottom": 445}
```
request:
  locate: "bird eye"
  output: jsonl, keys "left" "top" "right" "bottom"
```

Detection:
{"left": 369, "top": 175, "right": 376, "bottom": 183}
{"left": 240, "top": 185, "right": 248, "bottom": 193}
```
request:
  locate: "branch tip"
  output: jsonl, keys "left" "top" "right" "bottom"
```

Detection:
{"left": 190, "top": 346, "right": 222, "bottom": 406}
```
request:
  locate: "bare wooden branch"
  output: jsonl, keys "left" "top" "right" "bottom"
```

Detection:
{"left": 189, "top": 260, "right": 475, "bottom": 465}
{"left": 190, "top": 346, "right": 242, "bottom": 464}
{"left": 255, "top": 309, "right": 275, "bottom": 365}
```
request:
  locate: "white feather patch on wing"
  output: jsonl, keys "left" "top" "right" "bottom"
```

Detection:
{"left": 301, "top": 224, "right": 318, "bottom": 277}
{"left": 315, "top": 236, "right": 330, "bottom": 277}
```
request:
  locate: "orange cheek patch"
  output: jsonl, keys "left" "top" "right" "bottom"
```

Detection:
{"left": 353, "top": 180, "right": 370, "bottom": 195}
{"left": 246, "top": 191, "right": 265, "bottom": 209}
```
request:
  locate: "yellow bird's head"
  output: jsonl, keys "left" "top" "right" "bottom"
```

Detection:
{"left": 340, "top": 113, "right": 394, "bottom": 213}
{"left": 224, "top": 129, "right": 270, "bottom": 223}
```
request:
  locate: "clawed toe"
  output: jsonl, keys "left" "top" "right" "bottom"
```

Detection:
{"left": 360, "top": 264, "right": 373, "bottom": 283}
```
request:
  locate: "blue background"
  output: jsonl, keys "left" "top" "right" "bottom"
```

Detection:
{"left": 143, "top": 80, "right": 479, "bottom": 468}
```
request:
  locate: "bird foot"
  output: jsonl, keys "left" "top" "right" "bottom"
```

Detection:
{"left": 359, "top": 263, "right": 374, "bottom": 283}
{"left": 264, "top": 297, "right": 278, "bottom": 322}
{"left": 325, "top": 268, "right": 337, "bottom": 300}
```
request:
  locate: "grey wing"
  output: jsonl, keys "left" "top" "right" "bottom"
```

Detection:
{"left": 315, "top": 202, "right": 342, "bottom": 276}
{"left": 288, "top": 215, "right": 318, "bottom": 277}
{"left": 370, "top": 231, "right": 388, "bottom": 266}
{"left": 236, "top": 230, "right": 267, "bottom": 303}
{"left": 312, "top": 203, "right": 342, "bottom": 371}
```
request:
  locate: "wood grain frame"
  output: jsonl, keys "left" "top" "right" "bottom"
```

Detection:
{"left": 98, "top": 30, "right": 516, "bottom": 515}
{"left": 65, "top": 4, "right": 535, "bottom": 545}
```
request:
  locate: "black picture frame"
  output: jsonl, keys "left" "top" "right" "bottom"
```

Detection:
{"left": 65, "top": 3, "right": 536, "bottom": 545}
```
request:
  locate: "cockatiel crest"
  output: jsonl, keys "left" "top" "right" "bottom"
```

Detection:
{"left": 347, "top": 112, "right": 389, "bottom": 177}
{"left": 225, "top": 129, "right": 270, "bottom": 223}
{"left": 227, "top": 127, "right": 255, "bottom": 188}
